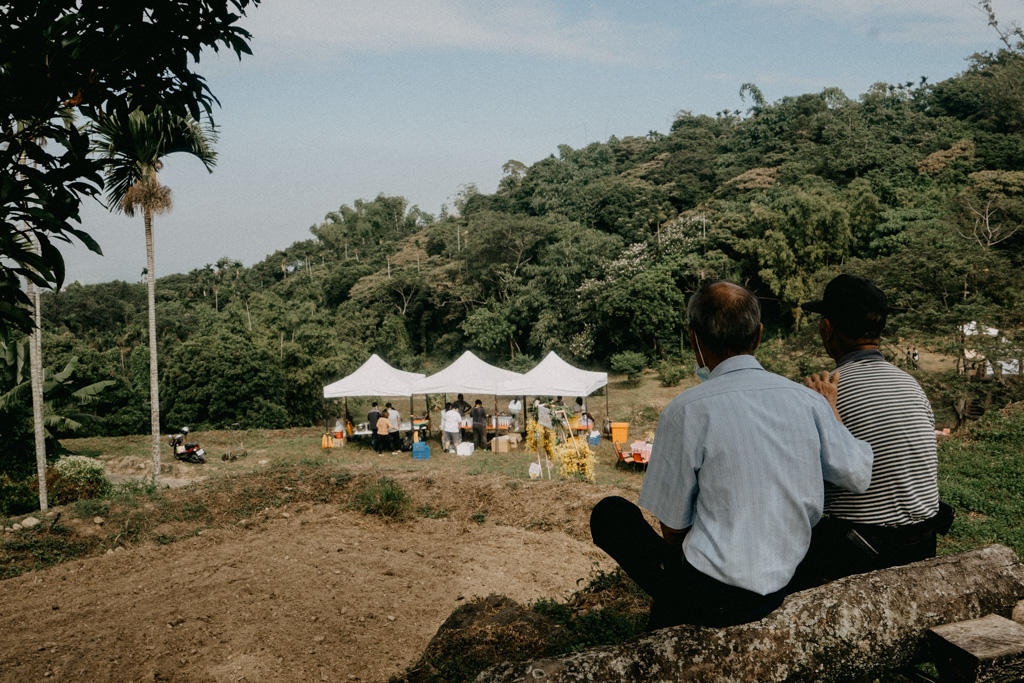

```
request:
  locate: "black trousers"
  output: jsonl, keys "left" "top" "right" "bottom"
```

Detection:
{"left": 788, "top": 514, "right": 937, "bottom": 593}
{"left": 590, "top": 496, "right": 785, "bottom": 630}
{"left": 473, "top": 424, "right": 487, "bottom": 450}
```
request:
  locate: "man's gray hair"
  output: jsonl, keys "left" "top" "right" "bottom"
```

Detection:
{"left": 687, "top": 280, "right": 761, "bottom": 355}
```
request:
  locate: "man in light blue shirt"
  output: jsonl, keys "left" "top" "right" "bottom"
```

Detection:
{"left": 590, "top": 281, "right": 873, "bottom": 630}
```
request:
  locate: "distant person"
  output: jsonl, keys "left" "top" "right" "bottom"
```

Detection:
{"left": 508, "top": 397, "right": 523, "bottom": 431}
{"left": 470, "top": 399, "right": 489, "bottom": 450}
{"left": 590, "top": 280, "right": 872, "bottom": 630}
{"left": 452, "top": 393, "right": 471, "bottom": 416}
{"left": 386, "top": 402, "right": 400, "bottom": 452}
{"left": 367, "top": 402, "right": 381, "bottom": 452}
{"left": 912, "top": 347, "right": 920, "bottom": 369}
{"left": 572, "top": 397, "right": 586, "bottom": 414}
{"left": 375, "top": 409, "right": 391, "bottom": 454}
{"left": 791, "top": 274, "right": 946, "bottom": 591}
{"left": 442, "top": 402, "right": 462, "bottom": 453}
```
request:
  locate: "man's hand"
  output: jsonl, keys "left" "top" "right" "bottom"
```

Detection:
{"left": 804, "top": 370, "right": 842, "bottom": 423}
{"left": 660, "top": 522, "right": 690, "bottom": 550}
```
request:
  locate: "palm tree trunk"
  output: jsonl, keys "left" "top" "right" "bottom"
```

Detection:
{"left": 19, "top": 139, "right": 48, "bottom": 510}
{"left": 27, "top": 241, "right": 48, "bottom": 512}
{"left": 145, "top": 208, "right": 161, "bottom": 481}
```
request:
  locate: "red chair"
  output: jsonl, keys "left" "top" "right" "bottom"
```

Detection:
{"left": 614, "top": 442, "right": 632, "bottom": 469}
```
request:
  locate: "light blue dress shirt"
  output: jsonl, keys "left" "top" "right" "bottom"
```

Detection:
{"left": 637, "top": 355, "right": 873, "bottom": 595}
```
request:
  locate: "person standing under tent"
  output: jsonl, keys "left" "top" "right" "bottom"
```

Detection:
{"left": 453, "top": 393, "right": 471, "bottom": 416}
{"left": 375, "top": 409, "right": 391, "bottom": 454}
{"left": 508, "top": 397, "right": 523, "bottom": 431}
{"left": 385, "top": 402, "right": 400, "bottom": 452}
{"left": 470, "top": 399, "right": 488, "bottom": 450}
{"left": 367, "top": 402, "right": 381, "bottom": 452}
{"left": 442, "top": 402, "right": 462, "bottom": 453}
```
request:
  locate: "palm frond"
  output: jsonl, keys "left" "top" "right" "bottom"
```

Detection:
{"left": 92, "top": 106, "right": 218, "bottom": 214}
{"left": 71, "top": 380, "right": 117, "bottom": 405}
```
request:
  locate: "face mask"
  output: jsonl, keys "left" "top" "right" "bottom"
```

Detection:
{"left": 694, "top": 336, "right": 711, "bottom": 382}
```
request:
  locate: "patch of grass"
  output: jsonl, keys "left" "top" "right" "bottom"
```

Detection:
{"left": 469, "top": 510, "right": 487, "bottom": 525}
{"left": 530, "top": 566, "right": 649, "bottom": 653}
{"left": 154, "top": 534, "right": 174, "bottom": 545}
{"left": 938, "top": 404, "right": 1024, "bottom": 559}
{"left": 417, "top": 504, "right": 449, "bottom": 519}
{"left": 232, "top": 484, "right": 284, "bottom": 519}
{"left": 178, "top": 501, "right": 209, "bottom": 522}
{"left": 0, "top": 525, "right": 97, "bottom": 579}
{"left": 70, "top": 498, "right": 110, "bottom": 519}
{"left": 354, "top": 476, "right": 410, "bottom": 519}
{"left": 330, "top": 471, "right": 353, "bottom": 486}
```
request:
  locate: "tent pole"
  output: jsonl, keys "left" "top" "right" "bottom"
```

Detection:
{"left": 606, "top": 385, "right": 610, "bottom": 424}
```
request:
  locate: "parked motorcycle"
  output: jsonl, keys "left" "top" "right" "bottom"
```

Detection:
{"left": 168, "top": 427, "right": 206, "bottom": 464}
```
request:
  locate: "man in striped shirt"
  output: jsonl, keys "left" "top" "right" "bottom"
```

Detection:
{"left": 791, "top": 274, "right": 942, "bottom": 590}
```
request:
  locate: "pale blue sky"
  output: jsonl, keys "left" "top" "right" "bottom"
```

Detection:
{"left": 67, "top": 0, "right": 1024, "bottom": 284}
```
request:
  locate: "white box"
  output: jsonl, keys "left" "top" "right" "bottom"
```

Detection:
{"left": 456, "top": 442, "right": 475, "bottom": 456}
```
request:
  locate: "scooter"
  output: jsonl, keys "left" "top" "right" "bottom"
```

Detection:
{"left": 168, "top": 427, "right": 206, "bottom": 464}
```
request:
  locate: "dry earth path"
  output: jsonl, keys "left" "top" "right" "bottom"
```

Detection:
{"left": 0, "top": 474, "right": 620, "bottom": 682}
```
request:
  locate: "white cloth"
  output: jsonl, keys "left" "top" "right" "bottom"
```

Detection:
{"left": 538, "top": 405, "right": 552, "bottom": 429}
{"left": 442, "top": 409, "right": 462, "bottom": 433}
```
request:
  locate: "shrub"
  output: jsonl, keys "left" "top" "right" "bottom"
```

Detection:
{"left": 657, "top": 360, "right": 685, "bottom": 387}
{"left": 355, "top": 476, "right": 409, "bottom": 519}
{"left": 0, "top": 475, "right": 37, "bottom": 517}
{"left": 52, "top": 455, "right": 111, "bottom": 505}
{"left": 610, "top": 351, "right": 646, "bottom": 385}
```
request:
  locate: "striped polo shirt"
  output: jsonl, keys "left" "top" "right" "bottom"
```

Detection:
{"left": 824, "top": 350, "right": 939, "bottom": 526}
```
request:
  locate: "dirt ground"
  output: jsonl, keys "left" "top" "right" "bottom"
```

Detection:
{"left": 0, "top": 466, "right": 626, "bottom": 682}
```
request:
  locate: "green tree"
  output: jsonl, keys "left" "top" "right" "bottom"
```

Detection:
{"left": 93, "top": 106, "right": 218, "bottom": 481}
{"left": 0, "top": 0, "right": 259, "bottom": 337}
{"left": 163, "top": 331, "right": 288, "bottom": 429}
{"left": 0, "top": 339, "right": 114, "bottom": 479}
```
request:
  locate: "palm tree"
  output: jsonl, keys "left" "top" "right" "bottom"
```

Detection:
{"left": 93, "top": 107, "right": 217, "bottom": 481}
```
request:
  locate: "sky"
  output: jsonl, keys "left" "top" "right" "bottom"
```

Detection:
{"left": 65, "top": 0, "right": 1024, "bottom": 285}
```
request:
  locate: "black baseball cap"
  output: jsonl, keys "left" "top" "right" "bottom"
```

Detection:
{"left": 802, "top": 274, "right": 888, "bottom": 338}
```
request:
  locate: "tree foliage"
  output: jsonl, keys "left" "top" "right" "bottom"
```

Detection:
{"left": 0, "top": 0, "right": 259, "bottom": 337}
{"left": 34, "top": 29, "right": 1024, "bottom": 433}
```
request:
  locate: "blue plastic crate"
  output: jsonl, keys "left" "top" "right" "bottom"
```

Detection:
{"left": 412, "top": 442, "right": 430, "bottom": 460}
{"left": 588, "top": 434, "right": 601, "bottom": 446}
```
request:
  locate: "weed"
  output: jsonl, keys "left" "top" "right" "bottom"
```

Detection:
{"left": 355, "top": 476, "right": 410, "bottom": 519}
{"left": 329, "top": 471, "right": 353, "bottom": 486}
{"left": 154, "top": 534, "right": 174, "bottom": 545}
{"left": 524, "top": 520, "right": 553, "bottom": 531}
{"left": 178, "top": 501, "right": 208, "bottom": 522}
{"left": 417, "top": 504, "right": 449, "bottom": 519}
{"left": 470, "top": 510, "right": 487, "bottom": 524}
{"left": 0, "top": 525, "right": 96, "bottom": 578}
{"left": 71, "top": 498, "right": 110, "bottom": 519}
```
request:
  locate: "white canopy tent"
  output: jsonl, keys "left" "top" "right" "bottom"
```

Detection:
{"left": 497, "top": 351, "right": 607, "bottom": 397}
{"left": 322, "top": 354, "right": 426, "bottom": 398}
{"left": 415, "top": 350, "right": 524, "bottom": 395}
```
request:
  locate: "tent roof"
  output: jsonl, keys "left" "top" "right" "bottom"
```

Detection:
{"left": 497, "top": 351, "right": 607, "bottom": 397}
{"left": 415, "top": 351, "right": 524, "bottom": 395}
{"left": 322, "top": 354, "right": 426, "bottom": 398}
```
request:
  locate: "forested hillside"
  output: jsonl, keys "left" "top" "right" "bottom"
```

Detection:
{"left": 25, "top": 48, "right": 1024, "bottom": 437}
